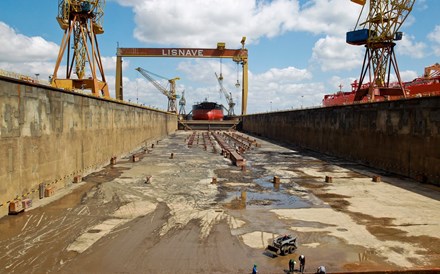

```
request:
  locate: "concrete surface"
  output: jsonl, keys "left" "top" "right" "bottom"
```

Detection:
{"left": 0, "top": 77, "right": 177, "bottom": 217}
{"left": 0, "top": 131, "right": 438, "bottom": 273}
{"left": 241, "top": 96, "right": 440, "bottom": 185}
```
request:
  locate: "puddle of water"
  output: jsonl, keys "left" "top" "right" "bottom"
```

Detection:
{"left": 254, "top": 176, "right": 281, "bottom": 190}
{"left": 224, "top": 176, "right": 310, "bottom": 209}
{"left": 244, "top": 191, "right": 309, "bottom": 209}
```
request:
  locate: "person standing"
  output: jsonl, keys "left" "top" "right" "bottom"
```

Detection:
{"left": 298, "top": 254, "right": 305, "bottom": 273}
{"left": 252, "top": 264, "right": 258, "bottom": 274}
{"left": 289, "top": 258, "right": 296, "bottom": 273}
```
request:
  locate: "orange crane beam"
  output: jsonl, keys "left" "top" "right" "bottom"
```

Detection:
{"left": 115, "top": 38, "right": 248, "bottom": 114}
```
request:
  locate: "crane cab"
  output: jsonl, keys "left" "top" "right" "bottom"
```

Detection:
{"left": 346, "top": 29, "right": 376, "bottom": 45}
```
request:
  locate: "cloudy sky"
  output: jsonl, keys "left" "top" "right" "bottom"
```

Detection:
{"left": 0, "top": 0, "right": 439, "bottom": 114}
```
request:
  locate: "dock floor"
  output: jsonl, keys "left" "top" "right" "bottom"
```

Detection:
{"left": 0, "top": 131, "right": 439, "bottom": 273}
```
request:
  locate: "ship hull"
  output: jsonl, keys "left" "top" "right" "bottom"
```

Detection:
{"left": 323, "top": 77, "right": 440, "bottom": 107}
{"left": 192, "top": 102, "right": 224, "bottom": 120}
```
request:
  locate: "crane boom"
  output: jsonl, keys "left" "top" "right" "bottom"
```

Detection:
{"left": 135, "top": 67, "right": 179, "bottom": 113}
{"left": 215, "top": 72, "right": 235, "bottom": 116}
{"left": 424, "top": 63, "right": 440, "bottom": 78}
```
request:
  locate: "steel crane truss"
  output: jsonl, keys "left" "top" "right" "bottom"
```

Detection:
{"left": 179, "top": 91, "right": 186, "bottom": 116}
{"left": 135, "top": 67, "right": 179, "bottom": 113}
{"left": 215, "top": 72, "right": 235, "bottom": 116}
{"left": 52, "top": 0, "right": 109, "bottom": 98}
{"left": 115, "top": 38, "right": 248, "bottom": 114}
{"left": 348, "top": 0, "right": 415, "bottom": 102}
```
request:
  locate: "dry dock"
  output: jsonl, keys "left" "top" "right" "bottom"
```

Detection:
{"left": 0, "top": 131, "right": 439, "bottom": 273}
{"left": 1, "top": 78, "right": 439, "bottom": 273}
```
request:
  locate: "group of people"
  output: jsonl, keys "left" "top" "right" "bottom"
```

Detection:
{"left": 289, "top": 254, "right": 306, "bottom": 273}
{"left": 252, "top": 254, "right": 326, "bottom": 273}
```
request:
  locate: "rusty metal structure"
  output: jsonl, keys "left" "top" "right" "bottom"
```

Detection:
{"left": 347, "top": 0, "right": 415, "bottom": 101}
{"left": 115, "top": 37, "right": 248, "bottom": 114}
{"left": 52, "top": 0, "right": 109, "bottom": 97}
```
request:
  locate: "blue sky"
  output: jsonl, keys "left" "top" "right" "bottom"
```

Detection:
{"left": 0, "top": 0, "right": 439, "bottom": 114}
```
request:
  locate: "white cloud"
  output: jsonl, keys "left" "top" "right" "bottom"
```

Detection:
{"left": 0, "top": 22, "right": 59, "bottom": 63}
{"left": 128, "top": 0, "right": 298, "bottom": 47}
{"left": 293, "top": 0, "right": 361, "bottom": 35}
{"left": 121, "top": 76, "right": 169, "bottom": 107}
{"left": 177, "top": 59, "right": 227, "bottom": 83}
{"left": 114, "top": 0, "right": 360, "bottom": 47}
{"left": 399, "top": 70, "right": 419, "bottom": 82}
{"left": 124, "top": 59, "right": 322, "bottom": 113}
{"left": 0, "top": 21, "right": 118, "bottom": 92}
{"left": 428, "top": 25, "right": 440, "bottom": 56}
{"left": 259, "top": 67, "right": 312, "bottom": 83}
{"left": 311, "top": 35, "right": 363, "bottom": 72}
{"left": 397, "top": 34, "right": 426, "bottom": 59}
{"left": 247, "top": 66, "right": 323, "bottom": 112}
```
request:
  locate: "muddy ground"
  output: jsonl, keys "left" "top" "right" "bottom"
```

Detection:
{"left": 0, "top": 131, "right": 439, "bottom": 273}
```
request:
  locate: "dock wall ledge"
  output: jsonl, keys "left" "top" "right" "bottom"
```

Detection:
{"left": 0, "top": 77, "right": 177, "bottom": 217}
{"left": 241, "top": 97, "right": 440, "bottom": 186}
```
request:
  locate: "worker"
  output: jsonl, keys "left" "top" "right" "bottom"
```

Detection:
{"left": 316, "top": 265, "right": 326, "bottom": 274}
{"left": 289, "top": 258, "right": 296, "bottom": 273}
{"left": 252, "top": 264, "right": 258, "bottom": 274}
{"left": 299, "top": 254, "right": 305, "bottom": 273}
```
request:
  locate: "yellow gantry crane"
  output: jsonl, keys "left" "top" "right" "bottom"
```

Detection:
{"left": 347, "top": 0, "right": 415, "bottom": 101}
{"left": 52, "top": 0, "right": 109, "bottom": 97}
{"left": 135, "top": 67, "right": 180, "bottom": 113}
{"left": 116, "top": 37, "right": 248, "bottom": 114}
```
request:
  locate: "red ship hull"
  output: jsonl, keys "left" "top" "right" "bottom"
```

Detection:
{"left": 192, "top": 102, "right": 224, "bottom": 120}
{"left": 323, "top": 76, "right": 440, "bottom": 107}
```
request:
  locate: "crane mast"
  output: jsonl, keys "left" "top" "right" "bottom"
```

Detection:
{"left": 347, "top": 0, "right": 415, "bottom": 101}
{"left": 135, "top": 67, "right": 179, "bottom": 113}
{"left": 215, "top": 72, "right": 235, "bottom": 116}
{"left": 52, "top": 0, "right": 109, "bottom": 97}
{"left": 179, "top": 90, "right": 186, "bottom": 116}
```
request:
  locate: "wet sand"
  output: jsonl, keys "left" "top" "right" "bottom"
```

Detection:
{"left": 0, "top": 131, "right": 439, "bottom": 273}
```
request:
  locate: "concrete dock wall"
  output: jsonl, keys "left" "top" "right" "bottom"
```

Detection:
{"left": 0, "top": 77, "right": 177, "bottom": 217}
{"left": 242, "top": 97, "right": 440, "bottom": 186}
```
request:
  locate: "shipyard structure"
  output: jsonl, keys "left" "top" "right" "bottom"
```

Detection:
{"left": 1, "top": 0, "right": 440, "bottom": 273}
{"left": 1, "top": 75, "right": 439, "bottom": 218}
